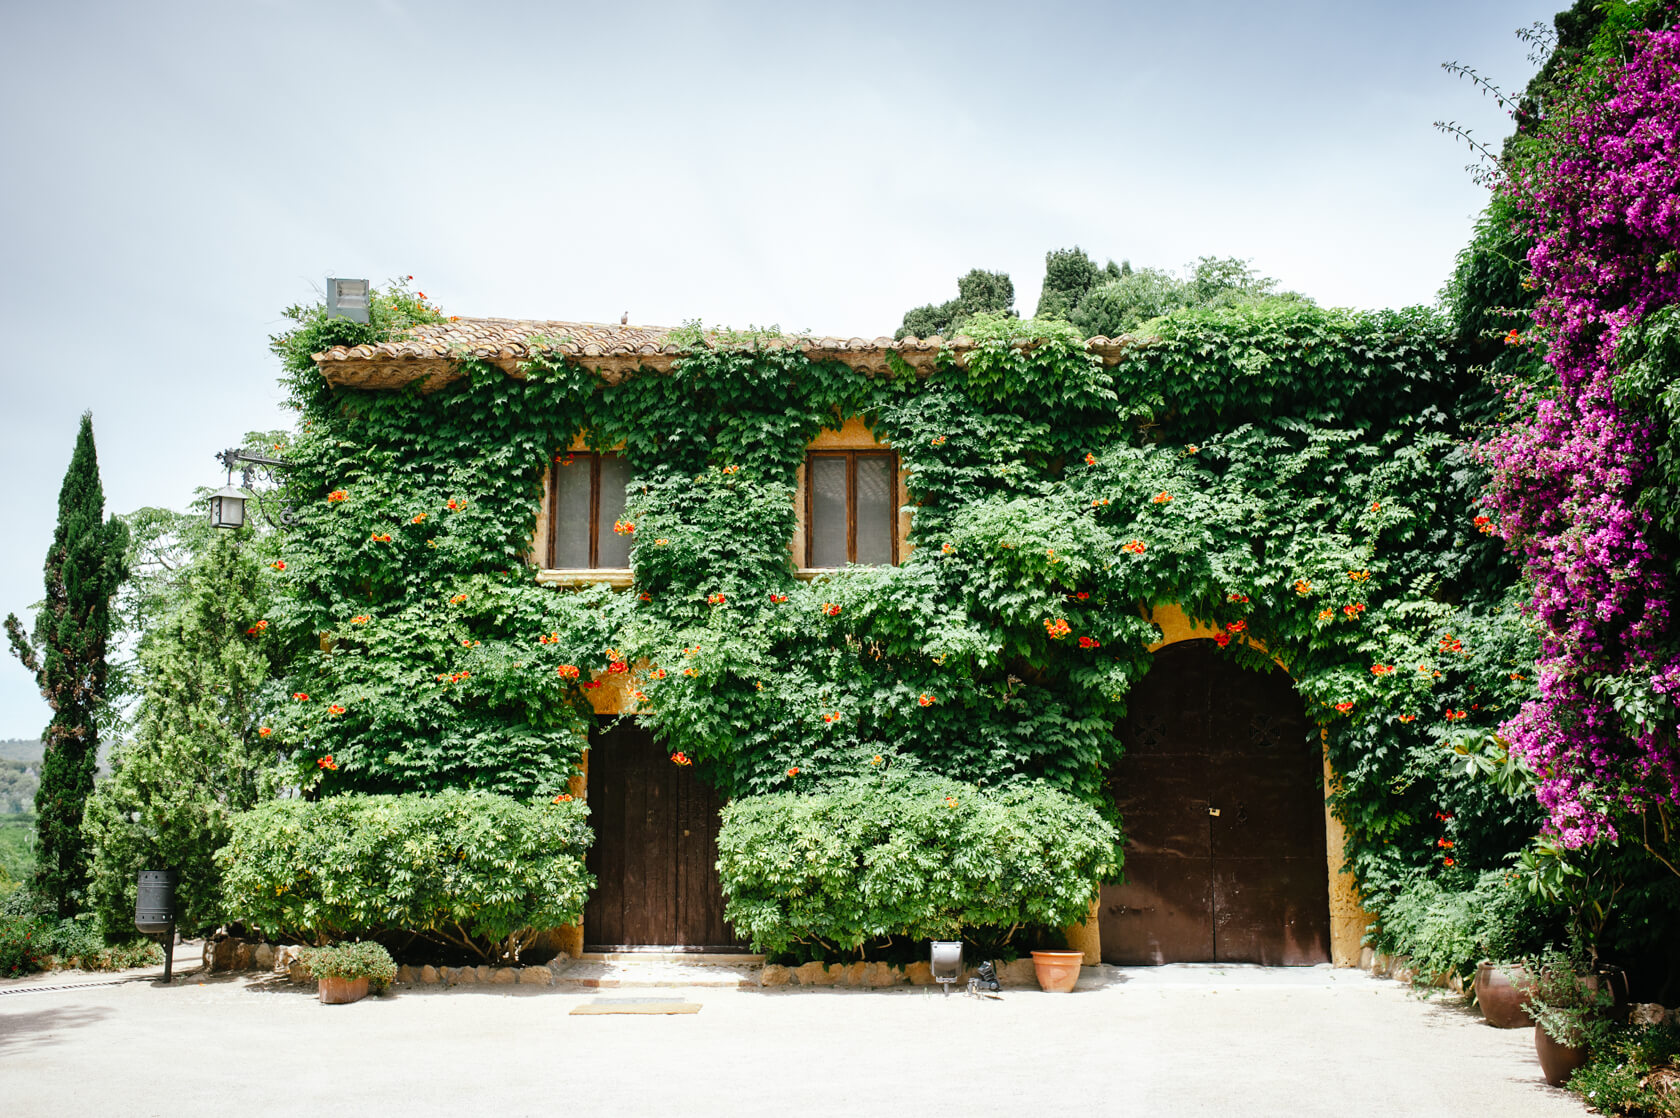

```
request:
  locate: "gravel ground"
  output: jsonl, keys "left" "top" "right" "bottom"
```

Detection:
{"left": 0, "top": 954, "right": 1590, "bottom": 1118}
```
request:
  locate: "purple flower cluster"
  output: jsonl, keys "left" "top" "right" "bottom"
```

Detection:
{"left": 1482, "top": 28, "right": 1680, "bottom": 846}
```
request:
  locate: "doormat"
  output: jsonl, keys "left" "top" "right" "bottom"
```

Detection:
{"left": 570, "top": 996, "right": 702, "bottom": 1015}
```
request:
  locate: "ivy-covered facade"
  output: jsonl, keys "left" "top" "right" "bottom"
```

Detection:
{"left": 262, "top": 300, "right": 1536, "bottom": 962}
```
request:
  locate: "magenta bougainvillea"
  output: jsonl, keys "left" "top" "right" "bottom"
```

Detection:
{"left": 1482, "top": 26, "right": 1680, "bottom": 845}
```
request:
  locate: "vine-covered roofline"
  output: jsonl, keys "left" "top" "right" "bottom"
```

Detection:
{"left": 311, "top": 314, "right": 1158, "bottom": 390}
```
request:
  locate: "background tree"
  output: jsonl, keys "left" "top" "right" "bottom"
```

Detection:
{"left": 5, "top": 413, "right": 128, "bottom": 917}
{"left": 82, "top": 529, "right": 280, "bottom": 933}
{"left": 1070, "top": 256, "right": 1309, "bottom": 338}
{"left": 1033, "top": 246, "right": 1120, "bottom": 320}
{"left": 895, "top": 268, "right": 1016, "bottom": 339}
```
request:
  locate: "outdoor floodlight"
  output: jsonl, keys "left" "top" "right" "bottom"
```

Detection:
{"left": 930, "top": 939, "right": 963, "bottom": 996}
{"left": 326, "top": 277, "right": 371, "bottom": 323}
{"left": 209, "top": 483, "right": 248, "bottom": 529}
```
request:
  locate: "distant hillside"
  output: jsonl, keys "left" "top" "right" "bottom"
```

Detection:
{"left": 0, "top": 739, "right": 42, "bottom": 763}
{"left": 0, "top": 759, "right": 36, "bottom": 815}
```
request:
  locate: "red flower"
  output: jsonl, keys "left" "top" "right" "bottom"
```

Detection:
{"left": 1370, "top": 501, "right": 1381, "bottom": 512}
{"left": 1043, "top": 618, "right": 1071, "bottom": 640}
{"left": 1227, "top": 593, "right": 1248, "bottom": 604}
{"left": 769, "top": 593, "right": 787, "bottom": 603}
{"left": 652, "top": 669, "right": 667, "bottom": 680}
{"left": 607, "top": 661, "right": 628, "bottom": 674}
{"left": 1084, "top": 453, "right": 1097, "bottom": 466}
{"left": 1071, "top": 591, "right": 1090, "bottom": 601}
{"left": 1370, "top": 664, "right": 1393, "bottom": 676}
{"left": 1445, "top": 709, "right": 1468, "bottom": 722}
{"left": 246, "top": 619, "right": 269, "bottom": 635}
{"left": 823, "top": 712, "right": 841, "bottom": 723}
{"left": 613, "top": 519, "right": 635, "bottom": 535}
{"left": 1226, "top": 620, "right": 1246, "bottom": 634}
{"left": 316, "top": 755, "right": 337, "bottom": 770}
{"left": 822, "top": 603, "right": 842, "bottom": 617}
{"left": 1398, "top": 714, "right": 1416, "bottom": 723}
{"left": 1334, "top": 701, "right": 1354, "bottom": 713}
{"left": 293, "top": 692, "right": 309, "bottom": 702}
{"left": 1503, "top": 329, "right": 1522, "bottom": 346}
{"left": 271, "top": 560, "right": 287, "bottom": 571}
{"left": 327, "top": 490, "right": 348, "bottom": 502}
{"left": 412, "top": 513, "right": 428, "bottom": 524}
{"left": 918, "top": 693, "right": 936, "bottom": 707}
{"left": 557, "top": 665, "right": 580, "bottom": 679}
{"left": 1439, "top": 635, "right": 1463, "bottom": 653}
{"left": 583, "top": 680, "right": 603, "bottom": 690}
{"left": 1077, "top": 636, "right": 1101, "bottom": 649}
{"left": 1442, "top": 856, "right": 1456, "bottom": 867}
{"left": 639, "top": 592, "right": 652, "bottom": 602}
{"left": 327, "top": 704, "right": 346, "bottom": 715}
{"left": 1151, "top": 491, "right": 1172, "bottom": 504}
{"left": 553, "top": 793, "right": 574, "bottom": 802}
{"left": 1473, "top": 515, "right": 1495, "bottom": 535}
{"left": 446, "top": 499, "right": 462, "bottom": 511}
{"left": 707, "top": 592, "right": 726, "bottom": 605}
{"left": 1122, "top": 539, "right": 1147, "bottom": 555}
{"left": 671, "top": 753, "right": 692, "bottom": 767}
{"left": 258, "top": 727, "right": 272, "bottom": 738}
{"left": 1437, "top": 838, "right": 1454, "bottom": 849}
{"left": 786, "top": 767, "right": 800, "bottom": 777}
{"left": 450, "top": 593, "right": 467, "bottom": 604}
{"left": 1213, "top": 632, "right": 1231, "bottom": 648}
{"left": 351, "top": 615, "right": 370, "bottom": 625}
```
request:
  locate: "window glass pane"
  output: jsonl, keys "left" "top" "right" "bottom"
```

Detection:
{"left": 810, "top": 456, "right": 848, "bottom": 568}
{"left": 596, "top": 455, "right": 632, "bottom": 568}
{"left": 854, "top": 455, "right": 894, "bottom": 565}
{"left": 552, "top": 455, "right": 592, "bottom": 568}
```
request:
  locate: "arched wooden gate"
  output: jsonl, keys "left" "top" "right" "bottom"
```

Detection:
{"left": 1100, "top": 640, "right": 1330, "bottom": 965}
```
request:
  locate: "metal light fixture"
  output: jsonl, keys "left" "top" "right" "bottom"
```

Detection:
{"left": 209, "top": 447, "right": 296, "bottom": 529}
{"left": 209, "top": 482, "right": 249, "bottom": 529}
{"left": 930, "top": 940, "right": 963, "bottom": 996}
{"left": 326, "top": 277, "right": 370, "bottom": 323}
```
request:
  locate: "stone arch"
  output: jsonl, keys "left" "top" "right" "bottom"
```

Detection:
{"left": 1128, "top": 602, "right": 1371, "bottom": 966}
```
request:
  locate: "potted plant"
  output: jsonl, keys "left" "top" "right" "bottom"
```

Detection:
{"left": 298, "top": 941, "right": 398, "bottom": 1005}
{"left": 1029, "top": 949, "right": 1085, "bottom": 993}
{"left": 1523, "top": 950, "right": 1614, "bottom": 1087}
{"left": 1474, "top": 960, "right": 1536, "bottom": 1029}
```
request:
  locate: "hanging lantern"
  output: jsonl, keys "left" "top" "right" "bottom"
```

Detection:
{"left": 209, "top": 483, "right": 248, "bottom": 529}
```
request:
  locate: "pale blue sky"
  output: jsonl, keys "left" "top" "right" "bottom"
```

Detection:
{"left": 0, "top": 0, "right": 1558, "bottom": 737}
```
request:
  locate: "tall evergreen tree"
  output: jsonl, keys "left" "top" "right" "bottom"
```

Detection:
{"left": 6, "top": 413, "right": 128, "bottom": 916}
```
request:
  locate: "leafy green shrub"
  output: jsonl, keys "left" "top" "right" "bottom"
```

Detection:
{"left": 0, "top": 913, "right": 48, "bottom": 976}
{"left": 716, "top": 768, "right": 1119, "bottom": 955}
{"left": 1524, "top": 948, "right": 1618, "bottom": 1049}
{"left": 1569, "top": 1021, "right": 1680, "bottom": 1117}
{"left": 1365, "top": 868, "right": 1556, "bottom": 986}
{"left": 219, "top": 790, "right": 593, "bottom": 963}
{"left": 299, "top": 940, "right": 398, "bottom": 993}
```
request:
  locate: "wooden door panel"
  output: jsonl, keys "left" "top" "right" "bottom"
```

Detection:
{"left": 1099, "top": 856, "right": 1214, "bottom": 964}
{"left": 1102, "top": 640, "right": 1329, "bottom": 966}
{"left": 584, "top": 725, "right": 740, "bottom": 950}
{"left": 1212, "top": 857, "right": 1331, "bottom": 966}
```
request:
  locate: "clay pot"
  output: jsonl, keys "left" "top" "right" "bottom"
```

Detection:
{"left": 1474, "top": 961, "right": 1536, "bottom": 1029}
{"left": 318, "top": 975, "right": 369, "bottom": 1005}
{"left": 1030, "top": 950, "right": 1084, "bottom": 993}
{"left": 1534, "top": 1022, "right": 1590, "bottom": 1087}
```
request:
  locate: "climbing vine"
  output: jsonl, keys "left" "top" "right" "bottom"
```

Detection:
{"left": 260, "top": 293, "right": 1539, "bottom": 935}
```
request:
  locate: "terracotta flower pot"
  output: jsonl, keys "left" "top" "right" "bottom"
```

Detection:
{"left": 1030, "top": 950, "right": 1084, "bottom": 993}
{"left": 1474, "top": 961, "right": 1536, "bottom": 1029}
{"left": 318, "top": 975, "right": 370, "bottom": 1005}
{"left": 1534, "top": 1022, "right": 1589, "bottom": 1087}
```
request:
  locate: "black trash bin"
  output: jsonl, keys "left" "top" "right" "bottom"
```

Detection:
{"left": 135, "top": 870, "right": 177, "bottom": 981}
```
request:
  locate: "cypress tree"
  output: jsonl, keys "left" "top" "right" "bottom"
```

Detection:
{"left": 5, "top": 412, "right": 129, "bottom": 917}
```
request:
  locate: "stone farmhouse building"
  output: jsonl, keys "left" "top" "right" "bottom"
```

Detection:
{"left": 314, "top": 317, "right": 1371, "bottom": 967}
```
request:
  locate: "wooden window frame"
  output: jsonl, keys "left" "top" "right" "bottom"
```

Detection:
{"left": 804, "top": 450, "right": 899, "bottom": 567}
{"left": 549, "top": 452, "right": 628, "bottom": 569}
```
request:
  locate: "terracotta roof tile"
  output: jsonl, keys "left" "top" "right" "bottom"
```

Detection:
{"left": 312, "top": 316, "right": 1149, "bottom": 391}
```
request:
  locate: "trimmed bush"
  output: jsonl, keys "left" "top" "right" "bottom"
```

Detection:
{"left": 0, "top": 909, "right": 162, "bottom": 977}
{"left": 717, "top": 769, "right": 1120, "bottom": 955}
{"left": 219, "top": 790, "right": 593, "bottom": 963}
{"left": 299, "top": 940, "right": 398, "bottom": 993}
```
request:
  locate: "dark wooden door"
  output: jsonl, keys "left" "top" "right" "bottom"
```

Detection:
{"left": 1100, "top": 641, "right": 1329, "bottom": 966}
{"left": 583, "top": 725, "right": 740, "bottom": 950}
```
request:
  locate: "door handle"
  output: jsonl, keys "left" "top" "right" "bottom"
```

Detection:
{"left": 1207, "top": 807, "right": 1221, "bottom": 817}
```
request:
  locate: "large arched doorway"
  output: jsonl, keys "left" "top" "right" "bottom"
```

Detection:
{"left": 1100, "top": 640, "right": 1330, "bottom": 965}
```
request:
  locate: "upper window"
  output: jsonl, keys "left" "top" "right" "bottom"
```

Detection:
{"left": 806, "top": 451, "right": 898, "bottom": 567}
{"left": 550, "top": 452, "right": 631, "bottom": 568}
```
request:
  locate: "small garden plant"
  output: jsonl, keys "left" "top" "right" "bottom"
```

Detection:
{"left": 298, "top": 941, "right": 398, "bottom": 994}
